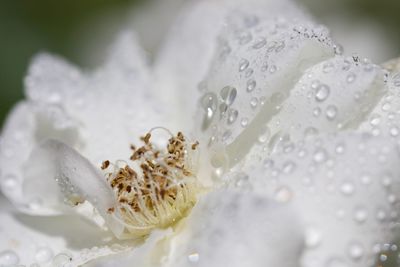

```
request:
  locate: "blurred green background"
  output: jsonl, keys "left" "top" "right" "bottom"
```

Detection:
{"left": 1, "top": 0, "right": 400, "bottom": 126}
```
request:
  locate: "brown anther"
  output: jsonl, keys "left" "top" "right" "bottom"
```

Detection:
{"left": 107, "top": 207, "right": 115, "bottom": 213}
{"left": 101, "top": 160, "right": 110, "bottom": 170}
{"left": 127, "top": 185, "right": 132, "bottom": 193}
{"left": 141, "top": 133, "right": 152, "bottom": 144}
{"left": 191, "top": 141, "right": 199, "bottom": 150}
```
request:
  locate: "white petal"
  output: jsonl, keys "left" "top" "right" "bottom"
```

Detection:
{"left": 263, "top": 56, "right": 386, "bottom": 154}
{"left": 164, "top": 190, "right": 304, "bottom": 267}
{"left": 154, "top": 0, "right": 312, "bottom": 132}
{"left": 0, "top": 102, "right": 81, "bottom": 213}
{"left": 197, "top": 9, "right": 335, "bottom": 170}
{"left": 22, "top": 140, "right": 115, "bottom": 219}
{"left": 1, "top": 33, "right": 164, "bottom": 214}
{"left": 244, "top": 133, "right": 400, "bottom": 266}
{"left": 358, "top": 70, "right": 400, "bottom": 140}
{"left": 0, "top": 196, "right": 123, "bottom": 266}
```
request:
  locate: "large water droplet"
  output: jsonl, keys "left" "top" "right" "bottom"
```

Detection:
{"left": 0, "top": 250, "right": 19, "bottom": 265}
{"left": 220, "top": 86, "right": 237, "bottom": 106}
{"left": 315, "top": 84, "right": 330, "bottom": 102}
{"left": 201, "top": 92, "right": 217, "bottom": 130}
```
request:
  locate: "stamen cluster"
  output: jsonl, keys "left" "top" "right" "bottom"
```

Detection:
{"left": 102, "top": 131, "right": 199, "bottom": 238}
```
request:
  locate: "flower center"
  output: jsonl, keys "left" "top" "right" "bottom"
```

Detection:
{"left": 101, "top": 128, "right": 200, "bottom": 238}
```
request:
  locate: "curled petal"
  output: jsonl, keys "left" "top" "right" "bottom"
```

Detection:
{"left": 197, "top": 8, "right": 335, "bottom": 170}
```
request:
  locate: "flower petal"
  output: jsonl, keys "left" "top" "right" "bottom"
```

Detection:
{"left": 0, "top": 102, "right": 81, "bottom": 213}
{"left": 154, "top": 0, "right": 313, "bottom": 132}
{"left": 1, "top": 32, "right": 165, "bottom": 214}
{"left": 262, "top": 56, "right": 386, "bottom": 154}
{"left": 197, "top": 9, "right": 336, "bottom": 170}
{"left": 164, "top": 190, "right": 304, "bottom": 267}
{"left": 0, "top": 196, "right": 123, "bottom": 266}
{"left": 244, "top": 133, "right": 400, "bottom": 266}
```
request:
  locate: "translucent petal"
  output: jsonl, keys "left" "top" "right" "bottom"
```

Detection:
{"left": 0, "top": 103, "right": 81, "bottom": 213}
{"left": 262, "top": 56, "right": 386, "bottom": 155}
{"left": 163, "top": 190, "right": 304, "bottom": 267}
{"left": 244, "top": 133, "right": 400, "bottom": 266}
{"left": 154, "top": 0, "right": 311, "bottom": 132}
{"left": 197, "top": 11, "right": 335, "bottom": 171}
{"left": 0, "top": 196, "right": 124, "bottom": 267}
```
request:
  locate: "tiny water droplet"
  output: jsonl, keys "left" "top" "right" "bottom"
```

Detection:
{"left": 240, "top": 117, "right": 249, "bottom": 127}
{"left": 188, "top": 253, "right": 200, "bottom": 263}
{"left": 326, "top": 105, "right": 338, "bottom": 120}
{"left": 313, "top": 148, "right": 327, "bottom": 163}
{"left": 239, "top": 59, "right": 250, "bottom": 72}
{"left": 246, "top": 79, "right": 256, "bottom": 92}
{"left": 227, "top": 109, "right": 238, "bottom": 124}
{"left": 252, "top": 37, "right": 267, "bottom": 49}
{"left": 346, "top": 73, "right": 356, "bottom": 83}
{"left": 341, "top": 182, "right": 355, "bottom": 196}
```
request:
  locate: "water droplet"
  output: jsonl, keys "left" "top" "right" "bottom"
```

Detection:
{"left": 240, "top": 118, "right": 249, "bottom": 127}
{"left": 1, "top": 174, "right": 18, "bottom": 191}
{"left": 335, "top": 143, "right": 345, "bottom": 154}
{"left": 369, "top": 114, "right": 381, "bottom": 126}
{"left": 220, "top": 86, "right": 237, "bottom": 106}
{"left": 188, "top": 252, "right": 200, "bottom": 263}
{"left": 334, "top": 44, "right": 344, "bottom": 55}
{"left": 341, "top": 182, "right": 355, "bottom": 196}
{"left": 252, "top": 37, "right": 266, "bottom": 49}
{"left": 313, "top": 148, "right": 327, "bottom": 163}
{"left": 250, "top": 97, "right": 258, "bottom": 108}
{"left": 348, "top": 242, "right": 364, "bottom": 260}
{"left": 353, "top": 207, "right": 368, "bottom": 223}
{"left": 326, "top": 105, "right": 338, "bottom": 120}
{"left": 269, "top": 65, "right": 277, "bottom": 73}
{"left": 282, "top": 161, "right": 296, "bottom": 174}
{"left": 35, "top": 247, "right": 54, "bottom": 263}
{"left": 52, "top": 253, "right": 72, "bottom": 266}
{"left": 227, "top": 109, "right": 238, "bottom": 124}
{"left": 390, "top": 126, "right": 399, "bottom": 137}
{"left": 315, "top": 84, "right": 330, "bottom": 102}
{"left": 238, "top": 59, "right": 250, "bottom": 72}
{"left": 0, "top": 250, "right": 19, "bottom": 265}
{"left": 305, "top": 227, "right": 321, "bottom": 248}
{"left": 313, "top": 107, "right": 321, "bottom": 117}
{"left": 246, "top": 79, "right": 256, "bottom": 92}
{"left": 346, "top": 73, "right": 356, "bottom": 83}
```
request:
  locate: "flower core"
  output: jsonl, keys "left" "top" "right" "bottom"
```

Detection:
{"left": 102, "top": 129, "right": 199, "bottom": 238}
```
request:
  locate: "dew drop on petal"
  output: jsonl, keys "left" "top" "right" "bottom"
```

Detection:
{"left": 1, "top": 174, "right": 18, "bottom": 191}
{"left": 227, "top": 109, "right": 238, "bottom": 125}
{"left": 238, "top": 58, "right": 250, "bottom": 72}
{"left": 348, "top": 242, "right": 364, "bottom": 261}
{"left": 187, "top": 253, "right": 200, "bottom": 263}
{"left": 252, "top": 37, "right": 267, "bottom": 49}
{"left": 0, "top": 250, "right": 19, "bottom": 265}
{"left": 346, "top": 73, "right": 356, "bottom": 84}
{"left": 274, "top": 186, "right": 293, "bottom": 203}
{"left": 240, "top": 117, "right": 249, "bottom": 128}
{"left": 246, "top": 79, "right": 257, "bottom": 92}
{"left": 353, "top": 207, "right": 368, "bottom": 223}
{"left": 315, "top": 84, "right": 330, "bottom": 102}
{"left": 35, "top": 247, "right": 54, "bottom": 263}
{"left": 340, "top": 182, "right": 355, "bottom": 196}
{"left": 313, "top": 148, "right": 327, "bottom": 163}
{"left": 220, "top": 86, "right": 237, "bottom": 106}
{"left": 326, "top": 105, "right": 338, "bottom": 120}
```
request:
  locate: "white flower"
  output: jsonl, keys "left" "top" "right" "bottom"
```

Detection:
{"left": 1, "top": 0, "right": 400, "bottom": 266}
